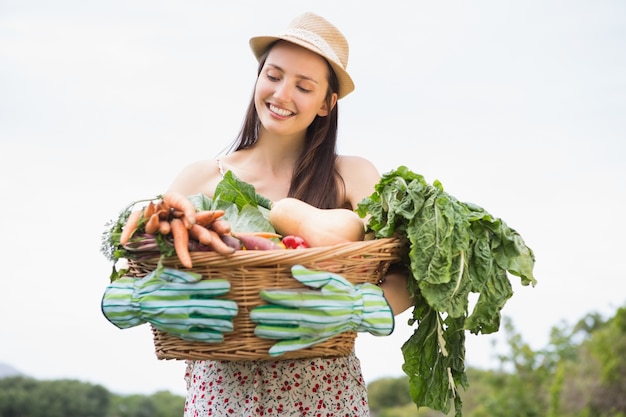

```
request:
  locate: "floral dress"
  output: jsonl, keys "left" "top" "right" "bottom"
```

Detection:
{"left": 183, "top": 352, "right": 370, "bottom": 416}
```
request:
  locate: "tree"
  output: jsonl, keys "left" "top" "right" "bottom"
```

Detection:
{"left": 0, "top": 376, "right": 110, "bottom": 417}
{"left": 109, "top": 391, "right": 185, "bottom": 417}
{"left": 150, "top": 391, "right": 186, "bottom": 417}
{"left": 368, "top": 376, "right": 412, "bottom": 412}
{"left": 557, "top": 307, "right": 626, "bottom": 417}
{"left": 368, "top": 376, "right": 448, "bottom": 417}
{"left": 366, "top": 304, "right": 626, "bottom": 417}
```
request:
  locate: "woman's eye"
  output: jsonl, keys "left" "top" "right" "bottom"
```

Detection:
{"left": 266, "top": 74, "right": 279, "bottom": 81}
{"left": 297, "top": 85, "right": 312, "bottom": 93}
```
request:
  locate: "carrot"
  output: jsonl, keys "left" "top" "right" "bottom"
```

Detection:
{"left": 143, "top": 201, "right": 156, "bottom": 219}
{"left": 210, "top": 218, "right": 231, "bottom": 235}
{"left": 170, "top": 209, "right": 184, "bottom": 218}
{"left": 170, "top": 218, "right": 192, "bottom": 268}
{"left": 195, "top": 210, "right": 225, "bottom": 226}
{"left": 207, "top": 229, "right": 236, "bottom": 255}
{"left": 188, "top": 224, "right": 213, "bottom": 246}
{"left": 158, "top": 220, "right": 171, "bottom": 235}
{"left": 156, "top": 205, "right": 170, "bottom": 220}
{"left": 169, "top": 209, "right": 195, "bottom": 231}
{"left": 162, "top": 192, "right": 196, "bottom": 229}
{"left": 120, "top": 209, "right": 143, "bottom": 245}
{"left": 144, "top": 212, "right": 161, "bottom": 234}
{"left": 156, "top": 201, "right": 171, "bottom": 218}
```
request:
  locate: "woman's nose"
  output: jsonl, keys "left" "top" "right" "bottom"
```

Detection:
{"left": 273, "top": 81, "right": 293, "bottom": 102}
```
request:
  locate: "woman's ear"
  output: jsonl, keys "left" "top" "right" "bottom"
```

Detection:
{"left": 317, "top": 93, "right": 338, "bottom": 117}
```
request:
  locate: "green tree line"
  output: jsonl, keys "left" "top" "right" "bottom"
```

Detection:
{"left": 0, "top": 377, "right": 185, "bottom": 417}
{"left": 368, "top": 304, "right": 626, "bottom": 417}
{"left": 1, "top": 304, "right": 624, "bottom": 417}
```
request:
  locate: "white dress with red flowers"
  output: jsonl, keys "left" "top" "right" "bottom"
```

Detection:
{"left": 183, "top": 352, "right": 370, "bottom": 416}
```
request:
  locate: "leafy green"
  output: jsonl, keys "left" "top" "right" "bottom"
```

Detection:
{"left": 213, "top": 170, "right": 272, "bottom": 211}
{"left": 356, "top": 165, "right": 536, "bottom": 416}
{"left": 187, "top": 171, "right": 274, "bottom": 234}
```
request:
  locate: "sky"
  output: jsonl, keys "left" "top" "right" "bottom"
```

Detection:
{"left": 1, "top": 0, "right": 625, "bottom": 397}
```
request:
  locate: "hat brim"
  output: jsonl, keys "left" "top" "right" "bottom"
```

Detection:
{"left": 249, "top": 35, "right": 354, "bottom": 99}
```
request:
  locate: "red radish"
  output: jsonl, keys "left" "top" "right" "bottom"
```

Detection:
{"left": 281, "top": 235, "right": 309, "bottom": 249}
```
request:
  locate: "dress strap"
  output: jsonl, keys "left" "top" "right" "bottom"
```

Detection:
{"left": 216, "top": 159, "right": 225, "bottom": 178}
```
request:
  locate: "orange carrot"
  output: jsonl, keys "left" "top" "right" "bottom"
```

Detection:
{"left": 195, "top": 210, "right": 225, "bottom": 226}
{"left": 158, "top": 220, "right": 171, "bottom": 235}
{"left": 163, "top": 192, "right": 196, "bottom": 229}
{"left": 210, "top": 218, "right": 231, "bottom": 235}
{"left": 144, "top": 212, "right": 161, "bottom": 234}
{"left": 143, "top": 201, "right": 156, "bottom": 219}
{"left": 120, "top": 209, "right": 143, "bottom": 245}
{"left": 207, "top": 229, "right": 236, "bottom": 255}
{"left": 156, "top": 205, "right": 170, "bottom": 220}
{"left": 157, "top": 201, "right": 171, "bottom": 218}
{"left": 170, "top": 218, "right": 192, "bottom": 268}
{"left": 168, "top": 209, "right": 191, "bottom": 229}
{"left": 189, "top": 224, "right": 213, "bottom": 246}
{"left": 170, "top": 209, "right": 184, "bottom": 218}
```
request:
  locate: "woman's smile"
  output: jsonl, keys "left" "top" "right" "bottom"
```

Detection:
{"left": 268, "top": 103, "right": 295, "bottom": 118}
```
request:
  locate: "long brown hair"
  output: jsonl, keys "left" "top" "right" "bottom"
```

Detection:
{"left": 229, "top": 45, "right": 345, "bottom": 209}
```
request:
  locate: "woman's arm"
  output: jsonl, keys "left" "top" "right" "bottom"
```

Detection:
{"left": 380, "top": 270, "right": 414, "bottom": 315}
{"left": 337, "top": 155, "right": 415, "bottom": 316}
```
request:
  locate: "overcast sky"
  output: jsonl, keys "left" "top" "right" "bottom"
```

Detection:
{"left": 1, "top": 0, "right": 625, "bottom": 396}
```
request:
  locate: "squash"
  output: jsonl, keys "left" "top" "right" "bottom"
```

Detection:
{"left": 269, "top": 197, "right": 365, "bottom": 247}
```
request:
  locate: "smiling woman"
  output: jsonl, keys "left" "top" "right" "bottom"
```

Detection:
{"left": 99, "top": 11, "right": 414, "bottom": 417}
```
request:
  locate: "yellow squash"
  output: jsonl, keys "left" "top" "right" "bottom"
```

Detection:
{"left": 269, "top": 197, "right": 365, "bottom": 247}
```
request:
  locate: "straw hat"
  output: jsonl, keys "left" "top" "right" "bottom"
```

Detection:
{"left": 249, "top": 12, "right": 355, "bottom": 99}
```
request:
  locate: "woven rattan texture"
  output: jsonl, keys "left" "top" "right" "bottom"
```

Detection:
{"left": 128, "top": 237, "right": 406, "bottom": 361}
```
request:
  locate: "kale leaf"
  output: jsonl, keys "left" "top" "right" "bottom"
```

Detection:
{"left": 356, "top": 165, "right": 536, "bottom": 416}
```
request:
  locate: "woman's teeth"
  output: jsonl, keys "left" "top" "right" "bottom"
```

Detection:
{"left": 269, "top": 104, "right": 293, "bottom": 117}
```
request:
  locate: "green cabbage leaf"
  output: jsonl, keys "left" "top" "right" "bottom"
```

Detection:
{"left": 357, "top": 165, "right": 536, "bottom": 416}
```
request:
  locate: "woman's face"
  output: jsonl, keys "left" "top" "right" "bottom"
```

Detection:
{"left": 255, "top": 41, "right": 337, "bottom": 138}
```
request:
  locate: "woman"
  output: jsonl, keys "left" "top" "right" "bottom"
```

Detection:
{"left": 173, "top": 12, "right": 412, "bottom": 416}
{"left": 105, "top": 12, "right": 414, "bottom": 416}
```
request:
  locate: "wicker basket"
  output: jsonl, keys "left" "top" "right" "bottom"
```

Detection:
{"left": 127, "top": 237, "right": 406, "bottom": 361}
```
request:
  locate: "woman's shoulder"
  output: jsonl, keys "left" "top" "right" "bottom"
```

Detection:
{"left": 167, "top": 159, "right": 223, "bottom": 197}
{"left": 336, "top": 154, "right": 379, "bottom": 179}
{"left": 176, "top": 158, "right": 222, "bottom": 178}
{"left": 336, "top": 154, "right": 381, "bottom": 208}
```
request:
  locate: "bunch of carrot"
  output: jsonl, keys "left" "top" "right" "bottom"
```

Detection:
{"left": 119, "top": 192, "right": 240, "bottom": 268}
{"left": 118, "top": 192, "right": 290, "bottom": 268}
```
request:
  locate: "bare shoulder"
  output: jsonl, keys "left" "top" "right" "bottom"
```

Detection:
{"left": 336, "top": 155, "right": 381, "bottom": 208}
{"left": 166, "top": 159, "right": 223, "bottom": 197}
{"left": 337, "top": 154, "right": 377, "bottom": 170}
